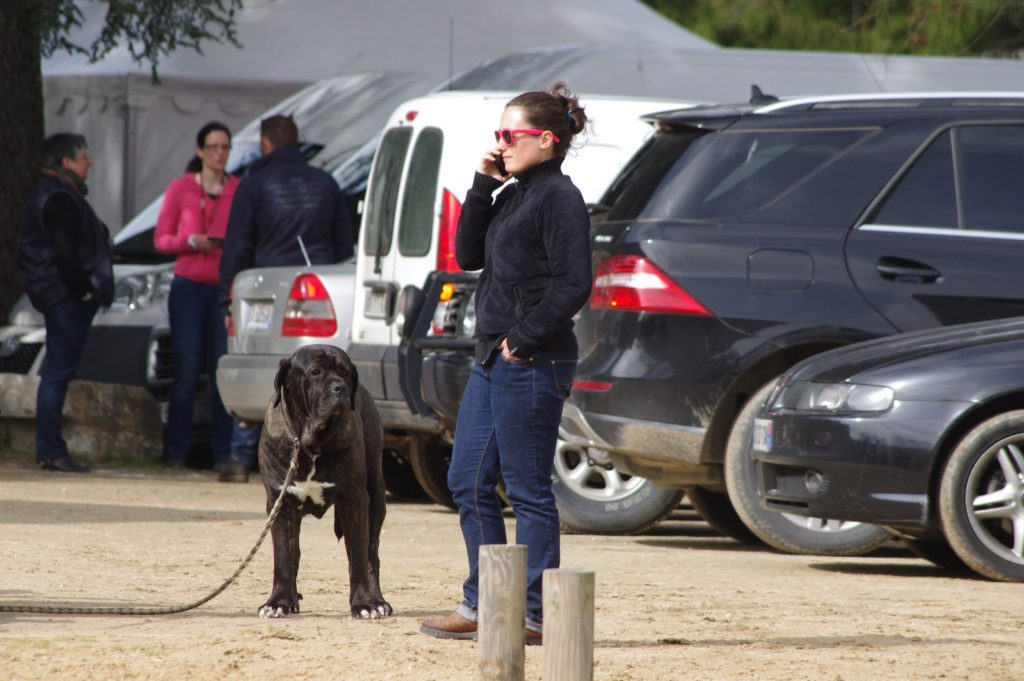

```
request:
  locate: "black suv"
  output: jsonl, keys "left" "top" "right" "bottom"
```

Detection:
{"left": 560, "top": 92, "right": 1024, "bottom": 553}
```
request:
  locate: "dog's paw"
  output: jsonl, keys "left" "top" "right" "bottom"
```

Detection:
{"left": 351, "top": 600, "right": 393, "bottom": 619}
{"left": 257, "top": 596, "right": 300, "bottom": 619}
{"left": 258, "top": 604, "right": 292, "bottom": 619}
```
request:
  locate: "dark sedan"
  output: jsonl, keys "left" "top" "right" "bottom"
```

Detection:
{"left": 753, "top": 316, "right": 1024, "bottom": 581}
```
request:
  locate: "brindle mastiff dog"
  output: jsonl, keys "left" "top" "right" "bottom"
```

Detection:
{"left": 256, "top": 344, "right": 391, "bottom": 619}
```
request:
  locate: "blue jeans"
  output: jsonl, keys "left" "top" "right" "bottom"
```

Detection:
{"left": 228, "top": 419, "right": 262, "bottom": 469}
{"left": 36, "top": 298, "right": 99, "bottom": 463}
{"left": 165, "top": 276, "right": 232, "bottom": 466}
{"left": 447, "top": 352, "right": 577, "bottom": 628}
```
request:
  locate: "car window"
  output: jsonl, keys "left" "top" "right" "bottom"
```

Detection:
{"left": 398, "top": 127, "right": 443, "bottom": 256}
{"left": 869, "top": 131, "right": 957, "bottom": 228}
{"left": 598, "top": 130, "right": 709, "bottom": 223}
{"left": 362, "top": 127, "right": 413, "bottom": 257}
{"left": 959, "top": 125, "right": 1024, "bottom": 233}
{"left": 642, "top": 128, "right": 870, "bottom": 221}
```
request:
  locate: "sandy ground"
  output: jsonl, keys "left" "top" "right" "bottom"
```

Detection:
{"left": 0, "top": 464, "right": 1020, "bottom": 681}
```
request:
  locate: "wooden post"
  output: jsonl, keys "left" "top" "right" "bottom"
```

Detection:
{"left": 542, "top": 568, "right": 595, "bottom": 681}
{"left": 477, "top": 544, "right": 527, "bottom": 681}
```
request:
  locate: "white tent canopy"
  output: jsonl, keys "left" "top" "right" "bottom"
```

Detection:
{"left": 42, "top": 0, "right": 715, "bottom": 230}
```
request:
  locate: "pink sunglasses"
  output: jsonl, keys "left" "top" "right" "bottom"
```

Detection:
{"left": 494, "top": 128, "right": 560, "bottom": 145}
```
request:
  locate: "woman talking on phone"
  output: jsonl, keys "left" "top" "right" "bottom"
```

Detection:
{"left": 420, "top": 83, "right": 591, "bottom": 644}
{"left": 154, "top": 121, "right": 239, "bottom": 470}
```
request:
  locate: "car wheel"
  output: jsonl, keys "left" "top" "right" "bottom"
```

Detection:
{"left": 683, "top": 485, "right": 759, "bottom": 544}
{"left": 902, "top": 538, "right": 970, "bottom": 571}
{"left": 381, "top": 448, "right": 428, "bottom": 501}
{"left": 408, "top": 439, "right": 457, "bottom": 511}
{"left": 724, "top": 378, "right": 893, "bottom": 556}
{"left": 552, "top": 440, "right": 683, "bottom": 535}
{"left": 939, "top": 411, "right": 1024, "bottom": 582}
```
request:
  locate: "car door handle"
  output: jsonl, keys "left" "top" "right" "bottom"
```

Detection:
{"left": 875, "top": 257, "right": 941, "bottom": 284}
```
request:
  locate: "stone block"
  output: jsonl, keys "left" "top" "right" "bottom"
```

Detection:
{"left": 0, "top": 373, "right": 163, "bottom": 464}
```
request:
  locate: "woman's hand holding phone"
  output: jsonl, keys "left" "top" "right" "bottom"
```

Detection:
{"left": 481, "top": 148, "right": 508, "bottom": 180}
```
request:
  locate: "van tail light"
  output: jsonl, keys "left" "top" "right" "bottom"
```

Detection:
{"left": 590, "top": 254, "right": 711, "bottom": 316}
{"left": 436, "top": 188, "right": 463, "bottom": 273}
{"left": 226, "top": 313, "right": 235, "bottom": 337}
{"left": 281, "top": 273, "right": 338, "bottom": 337}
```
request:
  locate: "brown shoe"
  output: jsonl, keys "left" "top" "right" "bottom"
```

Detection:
{"left": 420, "top": 611, "right": 477, "bottom": 640}
{"left": 524, "top": 628, "right": 542, "bottom": 646}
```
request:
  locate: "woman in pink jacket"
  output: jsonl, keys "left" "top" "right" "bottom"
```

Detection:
{"left": 154, "top": 121, "right": 240, "bottom": 469}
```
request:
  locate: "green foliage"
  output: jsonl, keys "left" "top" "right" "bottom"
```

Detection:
{"left": 645, "top": 0, "right": 1024, "bottom": 56}
{"left": 39, "top": 0, "right": 243, "bottom": 79}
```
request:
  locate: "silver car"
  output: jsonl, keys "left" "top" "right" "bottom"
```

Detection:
{"left": 216, "top": 259, "right": 355, "bottom": 422}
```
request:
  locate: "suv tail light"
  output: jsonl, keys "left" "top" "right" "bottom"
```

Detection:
{"left": 436, "top": 188, "right": 463, "bottom": 273}
{"left": 590, "top": 254, "right": 711, "bottom": 316}
{"left": 282, "top": 273, "right": 338, "bottom": 337}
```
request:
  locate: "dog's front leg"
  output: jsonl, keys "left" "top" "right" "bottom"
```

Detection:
{"left": 336, "top": 491, "right": 392, "bottom": 619}
{"left": 258, "top": 505, "right": 303, "bottom": 618}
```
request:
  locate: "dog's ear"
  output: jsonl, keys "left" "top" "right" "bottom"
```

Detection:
{"left": 272, "top": 357, "right": 292, "bottom": 407}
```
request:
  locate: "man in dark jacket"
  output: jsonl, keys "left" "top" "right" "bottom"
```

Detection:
{"left": 17, "top": 133, "right": 114, "bottom": 473}
{"left": 217, "top": 114, "right": 354, "bottom": 482}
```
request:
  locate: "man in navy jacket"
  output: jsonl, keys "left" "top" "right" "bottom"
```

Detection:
{"left": 217, "top": 115, "right": 354, "bottom": 482}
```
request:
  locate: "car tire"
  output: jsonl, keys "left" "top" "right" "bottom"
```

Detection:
{"left": 381, "top": 448, "right": 428, "bottom": 501}
{"left": 902, "top": 538, "right": 970, "bottom": 572}
{"left": 939, "top": 411, "right": 1024, "bottom": 582}
{"left": 724, "top": 378, "right": 893, "bottom": 556}
{"left": 683, "top": 485, "right": 759, "bottom": 544}
{"left": 408, "top": 440, "right": 457, "bottom": 511}
{"left": 552, "top": 440, "right": 683, "bottom": 535}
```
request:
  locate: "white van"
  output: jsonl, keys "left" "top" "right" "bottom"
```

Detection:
{"left": 346, "top": 90, "right": 696, "bottom": 500}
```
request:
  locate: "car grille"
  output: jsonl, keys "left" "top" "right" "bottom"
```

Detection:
{"left": 0, "top": 341, "right": 43, "bottom": 374}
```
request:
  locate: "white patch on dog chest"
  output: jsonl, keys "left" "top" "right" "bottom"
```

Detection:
{"left": 285, "top": 460, "right": 334, "bottom": 505}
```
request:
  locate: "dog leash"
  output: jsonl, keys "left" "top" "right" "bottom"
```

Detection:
{"left": 0, "top": 437, "right": 302, "bottom": 616}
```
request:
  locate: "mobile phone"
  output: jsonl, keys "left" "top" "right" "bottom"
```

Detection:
{"left": 207, "top": 236, "right": 224, "bottom": 247}
{"left": 494, "top": 154, "right": 506, "bottom": 176}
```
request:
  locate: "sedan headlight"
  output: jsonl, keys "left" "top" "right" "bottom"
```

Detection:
{"left": 112, "top": 269, "right": 174, "bottom": 311}
{"left": 771, "top": 381, "right": 894, "bottom": 413}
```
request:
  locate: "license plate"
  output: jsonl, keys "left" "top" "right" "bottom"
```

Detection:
{"left": 364, "top": 289, "right": 388, "bottom": 319}
{"left": 752, "top": 418, "right": 773, "bottom": 453}
{"left": 245, "top": 301, "right": 274, "bottom": 332}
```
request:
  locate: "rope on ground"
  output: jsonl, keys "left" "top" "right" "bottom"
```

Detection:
{"left": 0, "top": 439, "right": 301, "bottom": 616}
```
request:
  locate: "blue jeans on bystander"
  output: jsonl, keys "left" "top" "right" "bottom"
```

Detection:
{"left": 227, "top": 419, "right": 262, "bottom": 469}
{"left": 447, "top": 352, "right": 577, "bottom": 630}
{"left": 36, "top": 298, "right": 99, "bottom": 463}
{"left": 165, "top": 275, "right": 232, "bottom": 467}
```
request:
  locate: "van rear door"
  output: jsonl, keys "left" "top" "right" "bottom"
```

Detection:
{"left": 352, "top": 124, "right": 445, "bottom": 400}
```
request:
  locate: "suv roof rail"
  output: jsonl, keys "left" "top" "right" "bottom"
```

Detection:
{"left": 642, "top": 90, "right": 1024, "bottom": 132}
{"left": 756, "top": 92, "right": 1024, "bottom": 113}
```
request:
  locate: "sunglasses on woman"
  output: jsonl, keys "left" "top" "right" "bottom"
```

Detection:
{"left": 494, "top": 128, "right": 560, "bottom": 145}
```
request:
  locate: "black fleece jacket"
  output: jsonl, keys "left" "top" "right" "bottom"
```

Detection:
{"left": 456, "top": 157, "right": 592, "bottom": 363}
